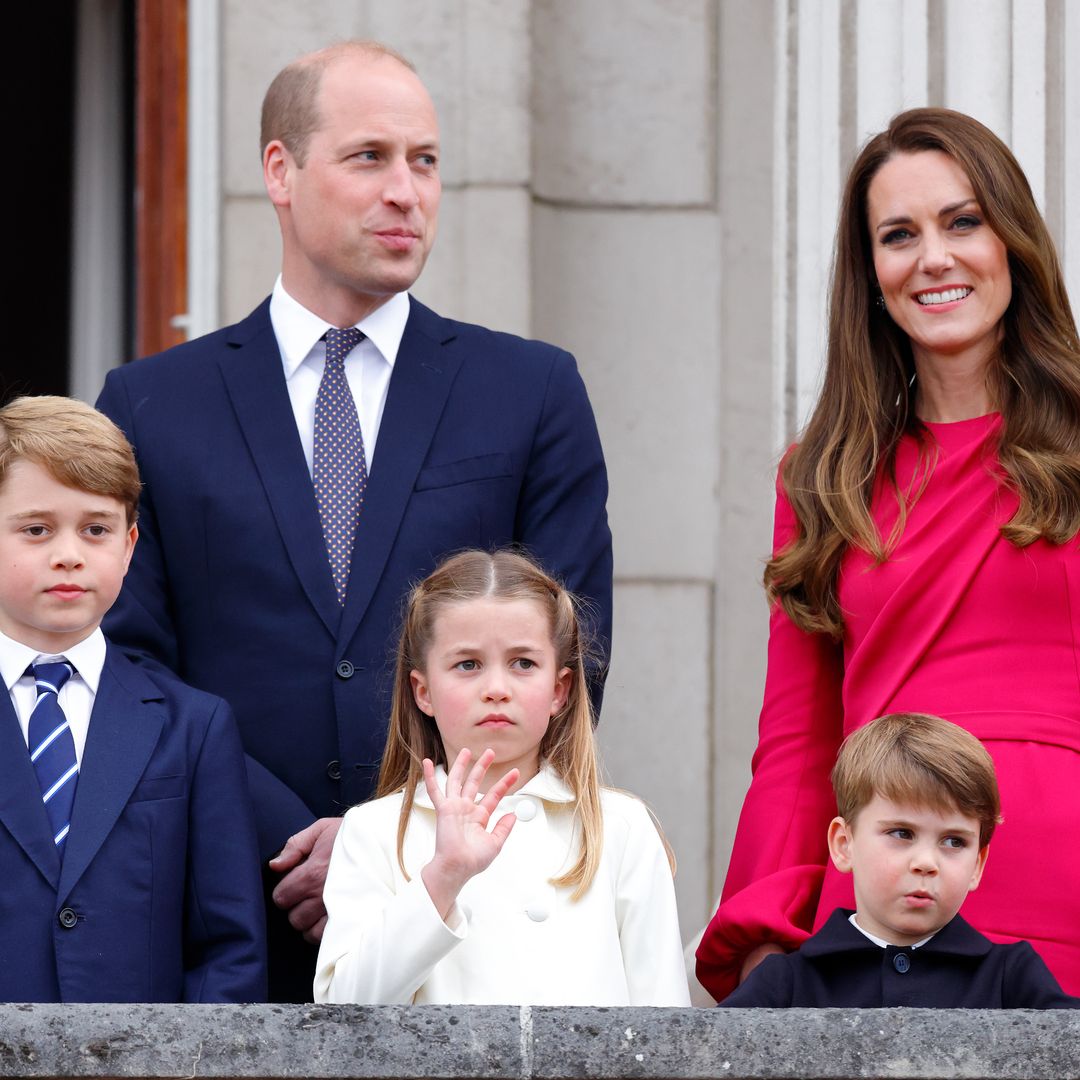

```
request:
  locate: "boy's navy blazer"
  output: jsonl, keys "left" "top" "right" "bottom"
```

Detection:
{"left": 0, "top": 645, "right": 266, "bottom": 1002}
{"left": 720, "top": 909, "right": 1078, "bottom": 1009}
{"left": 96, "top": 297, "right": 613, "bottom": 857}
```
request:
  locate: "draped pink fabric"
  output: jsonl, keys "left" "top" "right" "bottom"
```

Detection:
{"left": 697, "top": 414, "right": 1080, "bottom": 1001}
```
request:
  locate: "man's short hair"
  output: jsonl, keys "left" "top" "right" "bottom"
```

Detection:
{"left": 260, "top": 40, "right": 417, "bottom": 166}
{"left": 831, "top": 713, "right": 1002, "bottom": 847}
{"left": 0, "top": 396, "right": 141, "bottom": 525}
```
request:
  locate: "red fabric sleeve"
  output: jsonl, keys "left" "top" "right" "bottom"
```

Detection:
{"left": 696, "top": 477, "right": 845, "bottom": 1001}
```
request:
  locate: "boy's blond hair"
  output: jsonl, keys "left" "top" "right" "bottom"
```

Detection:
{"left": 831, "top": 713, "right": 1002, "bottom": 847}
{"left": 0, "top": 396, "right": 141, "bottom": 525}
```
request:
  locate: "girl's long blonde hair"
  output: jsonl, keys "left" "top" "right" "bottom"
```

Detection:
{"left": 377, "top": 548, "right": 604, "bottom": 899}
{"left": 768, "top": 108, "right": 1080, "bottom": 639}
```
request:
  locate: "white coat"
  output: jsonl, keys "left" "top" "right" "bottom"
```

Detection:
{"left": 314, "top": 764, "right": 691, "bottom": 1005}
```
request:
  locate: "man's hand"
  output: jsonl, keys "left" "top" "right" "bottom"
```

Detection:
{"left": 268, "top": 816, "right": 343, "bottom": 944}
{"left": 739, "top": 942, "right": 785, "bottom": 983}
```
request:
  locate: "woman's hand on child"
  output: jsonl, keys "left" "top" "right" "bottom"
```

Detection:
{"left": 421, "top": 748, "right": 520, "bottom": 922}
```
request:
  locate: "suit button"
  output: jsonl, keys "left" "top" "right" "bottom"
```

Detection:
{"left": 336, "top": 660, "right": 355, "bottom": 679}
{"left": 326, "top": 760, "right": 342, "bottom": 781}
{"left": 58, "top": 907, "right": 78, "bottom": 929}
{"left": 515, "top": 797, "right": 538, "bottom": 822}
{"left": 893, "top": 952, "right": 911, "bottom": 973}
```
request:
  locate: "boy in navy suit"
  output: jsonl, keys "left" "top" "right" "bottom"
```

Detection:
{"left": 0, "top": 396, "right": 266, "bottom": 1002}
{"left": 721, "top": 713, "right": 1077, "bottom": 1008}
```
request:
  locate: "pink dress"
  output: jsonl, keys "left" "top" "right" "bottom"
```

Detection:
{"left": 697, "top": 414, "right": 1080, "bottom": 1000}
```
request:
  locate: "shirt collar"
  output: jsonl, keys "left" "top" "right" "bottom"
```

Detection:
{"left": 413, "top": 760, "right": 577, "bottom": 810}
{"left": 0, "top": 627, "right": 106, "bottom": 695}
{"left": 269, "top": 275, "right": 410, "bottom": 377}
{"left": 848, "top": 911, "right": 936, "bottom": 950}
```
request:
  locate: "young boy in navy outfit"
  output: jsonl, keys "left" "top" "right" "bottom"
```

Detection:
{"left": 0, "top": 396, "right": 266, "bottom": 1002}
{"left": 721, "top": 712, "right": 1077, "bottom": 1008}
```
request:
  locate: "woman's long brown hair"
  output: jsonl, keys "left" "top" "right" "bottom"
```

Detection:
{"left": 767, "top": 108, "right": 1080, "bottom": 638}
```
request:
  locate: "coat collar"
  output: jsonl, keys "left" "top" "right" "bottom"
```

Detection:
{"left": 0, "top": 646, "right": 166, "bottom": 896}
{"left": 57, "top": 646, "right": 166, "bottom": 900}
{"left": 805, "top": 908, "right": 993, "bottom": 958}
{"left": 413, "top": 760, "right": 577, "bottom": 810}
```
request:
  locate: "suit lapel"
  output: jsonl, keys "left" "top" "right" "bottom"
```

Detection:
{"left": 217, "top": 301, "right": 341, "bottom": 636}
{"left": 338, "top": 300, "right": 460, "bottom": 645}
{"left": 0, "top": 693, "right": 60, "bottom": 889}
{"left": 58, "top": 649, "right": 165, "bottom": 900}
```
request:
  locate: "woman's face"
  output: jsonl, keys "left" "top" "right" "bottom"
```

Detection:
{"left": 867, "top": 149, "right": 1011, "bottom": 376}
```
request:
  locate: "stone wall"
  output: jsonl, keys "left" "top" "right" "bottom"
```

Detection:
{"left": 2, "top": 1004, "right": 1078, "bottom": 1080}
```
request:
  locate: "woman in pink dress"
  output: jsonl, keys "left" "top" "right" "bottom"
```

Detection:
{"left": 697, "top": 108, "right": 1080, "bottom": 1001}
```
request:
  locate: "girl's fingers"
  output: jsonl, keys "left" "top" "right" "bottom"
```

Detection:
{"left": 422, "top": 758, "right": 443, "bottom": 807}
{"left": 478, "top": 767, "right": 520, "bottom": 815}
{"left": 462, "top": 748, "right": 495, "bottom": 803}
{"left": 445, "top": 746, "right": 472, "bottom": 797}
{"left": 488, "top": 811, "right": 517, "bottom": 848}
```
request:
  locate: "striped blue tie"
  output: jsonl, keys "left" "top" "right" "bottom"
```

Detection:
{"left": 29, "top": 661, "right": 78, "bottom": 852}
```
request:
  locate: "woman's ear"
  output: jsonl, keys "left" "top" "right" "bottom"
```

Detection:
{"left": 410, "top": 669, "right": 435, "bottom": 716}
{"left": 828, "top": 816, "right": 855, "bottom": 874}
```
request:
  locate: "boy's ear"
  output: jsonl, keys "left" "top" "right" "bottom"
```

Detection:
{"left": 122, "top": 524, "right": 139, "bottom": 573}
{"left": 410, "top": 669, "right": 435, "bottom": 716}
{"left": 551, "top": 666, "right": 572, "bottom": 716}
{"left": 968, "top": 844, "right": 990, "bottom": 893}
{"left": 827, "top": 816, "right": 855, "bottom": 874}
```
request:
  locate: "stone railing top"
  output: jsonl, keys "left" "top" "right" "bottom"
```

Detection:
{"left": 1, "top": 1004, "right": 1077, "bottom": 1080}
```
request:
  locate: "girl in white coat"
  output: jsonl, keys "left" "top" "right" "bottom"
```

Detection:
{"left": 314, "top": 549, "right": 690, "bottom": 1005}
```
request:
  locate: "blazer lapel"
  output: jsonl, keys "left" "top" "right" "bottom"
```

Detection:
{"left": 338, "top": 300, "right": 461, "bottom": 645}
{"left": 0, "top": 694, "right": 60, "bottom": 889}
{"left": 217, "top": 301, "right": 341, "bottom": 636}
{"left": 57, "top": 650, "right": 165, "bottom": 900}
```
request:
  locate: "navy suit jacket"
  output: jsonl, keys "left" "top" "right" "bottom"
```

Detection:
{"left": 0, "top": 644, "right": 266, "bottom": 1002}
{"left": 720, "top": 909, "right": 1078, "bottom": 1009}
{"left": 97, "top": 297, "right": 612, "bottom": 856}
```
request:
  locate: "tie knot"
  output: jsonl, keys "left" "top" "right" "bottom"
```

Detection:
{"left": 32, "top": 661, "right": 74, "bottom": 696}
{"left": 325, "top": 327, "right": 365, "bottom": 365}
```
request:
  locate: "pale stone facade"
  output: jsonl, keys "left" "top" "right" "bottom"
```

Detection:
{"left": 187, "top": 0, "right": 1080, "bottom": 943}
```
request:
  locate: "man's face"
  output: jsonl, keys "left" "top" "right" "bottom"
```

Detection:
{"left": 0, "top": 460, "right": 137, "bottom": 653}
{"left": 265, "top": 54, "right": 441, "bottom": 324}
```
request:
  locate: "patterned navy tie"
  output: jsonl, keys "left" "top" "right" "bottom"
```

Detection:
{"left": 314, "top": 327, "right": 368, "bottom": 604}
{"left": 28, "top": 661, "right": 78, "bottom": 852}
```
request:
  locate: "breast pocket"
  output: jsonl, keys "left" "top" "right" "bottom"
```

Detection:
{"left": 127, "top": 774, "right": 187, "bottom": 802}
{"left": 415, "top": 453, "right": 514, "bottom": 491}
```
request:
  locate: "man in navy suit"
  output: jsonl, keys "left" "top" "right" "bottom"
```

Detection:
{"left": 0, "top": 396, "right": 265, "bottom": 1002}
{"left": 97, "top": 40, "right": 612, "bottom": 1000}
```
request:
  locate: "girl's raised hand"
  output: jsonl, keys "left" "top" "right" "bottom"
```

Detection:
{"left": 420, "top": 748, "right": 520, "bottom": 922}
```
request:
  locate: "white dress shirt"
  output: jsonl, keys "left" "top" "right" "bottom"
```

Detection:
{"left": 269, "top": 276, "right": 410, "bottom": 475}
{"left": 315, "top": 764, "right": 691, "bottom": 1006}
{"left": 0, "top": 627, "right": 107, "bottom": 766}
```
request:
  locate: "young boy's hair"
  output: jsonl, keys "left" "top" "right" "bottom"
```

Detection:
{"left": 831, "top": 713, "right": 1002, "bottom": 847}
{"left": 0, "top": 396, "right": 141, "bottom": 525}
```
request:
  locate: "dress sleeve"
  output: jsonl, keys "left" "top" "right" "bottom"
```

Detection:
{"left": 313, "top": 805, "right": 466, "bottom": 1004}
{"left": 613, "top": 798, "right": 692, "bottom": 1006}
{"left": 696, "top": 477, "right": 845, "bottom": 1002}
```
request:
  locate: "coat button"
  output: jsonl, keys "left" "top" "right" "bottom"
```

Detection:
{"left": 893, "top": 952, "right": 911, "bottom": 973}
{"left": 336, "top": 660, "right": 355, "bottom": 679}
{"left": 58, "top": 907, "right": 78, "bottom": 929}
{"left": 525, "top": 901, "right": 549, "bottom": 922}
{"left": 514, "top": 797, "right": 538, "bottom": 822}
{"left": 326, "top": 760, "right": 342, "bottom": 781}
